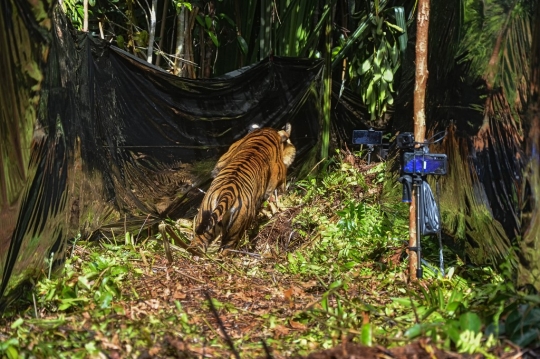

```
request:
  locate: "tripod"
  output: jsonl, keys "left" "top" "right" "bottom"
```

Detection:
{"left": 398, "top": 152, "right": 445, "bottom": 280}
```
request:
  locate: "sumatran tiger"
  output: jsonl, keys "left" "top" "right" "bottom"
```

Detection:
{"left": 191, "top": 124, "right": 296, "bottom": 252}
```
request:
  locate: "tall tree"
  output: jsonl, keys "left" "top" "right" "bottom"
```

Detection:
{"left": 408, "top": 0, "right": 430, "bottom": 281}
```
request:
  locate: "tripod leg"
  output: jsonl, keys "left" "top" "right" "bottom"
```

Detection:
{"left": 415, "top": 178, "right": 423, "bottom": 279}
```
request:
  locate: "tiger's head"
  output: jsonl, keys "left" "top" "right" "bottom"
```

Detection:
{"left": 278, "top": 123, "right": 296, "bottom": 168}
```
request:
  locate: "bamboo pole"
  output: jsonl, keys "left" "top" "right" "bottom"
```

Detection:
{"left": 409, "top": 0, "right": 430, "bottom": 281}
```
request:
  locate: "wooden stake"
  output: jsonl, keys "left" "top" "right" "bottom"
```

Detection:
{"left": 409, "top": 0, "right": 430, "bottom": 281}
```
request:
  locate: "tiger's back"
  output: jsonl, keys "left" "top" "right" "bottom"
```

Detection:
{"left": 192, "top": 125, "right": 295, "bottom": 251}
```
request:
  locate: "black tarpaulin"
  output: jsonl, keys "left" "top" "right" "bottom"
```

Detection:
{"left": 0, "top": 5, "right": 324, "bottom": 305}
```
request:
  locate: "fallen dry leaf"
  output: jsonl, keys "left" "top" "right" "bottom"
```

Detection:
{"left": 273, "top": 324, "right": 290, "bottom": 337}
{"left": 289, "top": 320, "right": 307, "bottom": 331}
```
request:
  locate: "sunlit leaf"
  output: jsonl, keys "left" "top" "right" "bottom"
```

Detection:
{"left": 382, "top": 68, "right": 393, "bottom": 82}
{"left": 207, "top": 31, "right": 220, "bottom": 47}
{"left": 6, "top": 346, "right": 19, "bottom": 359}
{"left": 10, "top": 318, "right": 24, "bottom": 329}
{"left": 361, "top": 323, "right": 372, "bottom": 346}
{"left": 78, "top": 275, "right": 92, "bottom": 290}
{"left": 99, "top": 292, "right": 114, "bottom": 308}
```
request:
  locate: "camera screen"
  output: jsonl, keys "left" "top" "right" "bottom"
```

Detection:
{"left": 403, "top": 152, "right": 448, "bottom": 175}
{"left": 352, "top": 130, "right": 383, "bottom": 145}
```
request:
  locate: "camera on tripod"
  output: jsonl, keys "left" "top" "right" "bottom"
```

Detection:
{"left": 397, "top": 132, "right": 447, "bottom": 175}
{"left": 396, "top": 131, "right": 448, "bottom": 280}
{"left": 396, "top": 132, "right": 414, "bottom": 150}
{"left": 351, "top": 128, "right": 385, "bottom": 164}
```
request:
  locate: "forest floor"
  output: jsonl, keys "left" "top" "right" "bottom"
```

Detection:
{"left": 1, "top": 155, "right": 539, "bottom": 359}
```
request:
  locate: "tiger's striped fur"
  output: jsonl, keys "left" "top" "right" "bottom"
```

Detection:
{"left": 192, "top": 124, "right": 296, "bottom": 251}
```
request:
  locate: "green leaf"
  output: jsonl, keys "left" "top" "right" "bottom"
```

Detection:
{"left": 205, "top": 16, "right": 213, "bottom": 29}
{"left": 237, "top": 35, "right": 248, "bottom": 55}
{"left": 420, "top": 307, "right": 437, "bottom": 321}
{"left": 10, "top": 318, "right": 24, "bottom": 329}
{"left": 110, "top": 265, "right": 128, "bottom": 276}
{"left": 328, "top": 280, "right": 343, "bottom": 291}
{"left": 58, "top": 298, "right": 87, "bottom": 311}
{"left": 522, "top": 294, "right": 540, "bottom": 304}
{"left": 321, "top": 296, "right": 328, "bottom": 311}
{"left": 6, "top": 346, "right": 19, "bottom": 359}
{"left": 361, "top": 323, "right": 372, "bottom": 346}
{"left": 390, "top": 41, "right": 399, "bottom": 64}
{"left": 446, "top": 301, "right": 461, "bottom": 313}
{"left": 382, "top": 68, "right": 393, "bottom": 82}
{"left": 359, "top": 58, "right": 372, "bottom": 75}
{"left": 78, "top": 275, "right": 92, "bottom": 290}
{"left": 405, "top": 323, "right": 423, "bottom": 339}
{"left": 116, "top": 35, "right": 124, "bottom": 49}
{"left": 207, "top": 31, "right": 220, "bottom": 47}
{"left": 512, "top": 328, "right": 540, "bottom": 347}
{"left": 392, "top": 297, "right": 414, "bottom": 307}
{"left": 459, "top": 312, "right": 481, "bottom": 333}
{"left": 219, "top": 13, "right": 235, "bottom": 27}
{"left": 99, "top": 292, "right": 114, "bottom": 309}
{"left": 384, "top": 20, "right": 403, "bottom": 33}
{"left": 195, "top": 15, "right": 205, "bottom": 27}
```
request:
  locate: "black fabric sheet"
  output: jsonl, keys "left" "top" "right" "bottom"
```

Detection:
{"left": 0, "top": 5, "right": 327, "bottom": 305}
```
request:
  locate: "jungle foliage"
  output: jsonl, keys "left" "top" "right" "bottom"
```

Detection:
{"left": 1, "top": 155, "right": 538, "bottom": 358}
{"left": 1, "top": 0, "right": 540, "bottom": 355}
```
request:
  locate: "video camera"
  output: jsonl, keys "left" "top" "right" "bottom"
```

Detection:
{"left": 397, "top": 132, "right": 447, "bottom": 175}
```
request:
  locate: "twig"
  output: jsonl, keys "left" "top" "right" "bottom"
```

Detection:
{"left": 48, "top": 252, "right": 54, "bottom": 279}
{"left": 261, "top": 339, "right": 273, "bottom": 359}
{"left": 158, "top": 222, "right": 174, "bottom": 263}
{"left": 224, "top": 249, "right": 261, "bottom": 259}
{"left": 204, "top": 291, "right": 240, "bottom": 359}
{"left": 172, "top": 268, "right": 206, "bottom": 284}
{"left": 135, "top": 214, "right": 151, "bottom": 243}
{"left": 32, "top": 291, "right": 39, "bottom": 318}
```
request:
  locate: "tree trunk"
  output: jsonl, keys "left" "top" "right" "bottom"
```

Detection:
{"left": 409, "top": 0, "right": 430, "bottom": 281}
{"left": 147, "top": 0, "right": 158, "bottom": 63}
{"left": 185, "top": 7, "right": 199, "bottom": 79}
{"left": 155, "top": 0, "right": 170, "bottom": 67}
{"left": 83, "top": 0, "right": 88, "bottom": 32}
{"left": 173, "top": 5, "right": 186, "bottom": 76}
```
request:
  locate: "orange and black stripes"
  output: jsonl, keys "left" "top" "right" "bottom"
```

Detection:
{"left": 192, "top": 125, "right": 296, "bottom": 251}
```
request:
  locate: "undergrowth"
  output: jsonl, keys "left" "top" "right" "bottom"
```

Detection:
{"left": 1, "top": 151, "right": 539, "bottom": 358}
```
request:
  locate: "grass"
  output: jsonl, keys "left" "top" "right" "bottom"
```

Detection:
{"left": 1, "top": 150, "right": 539, "bottom": 358}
